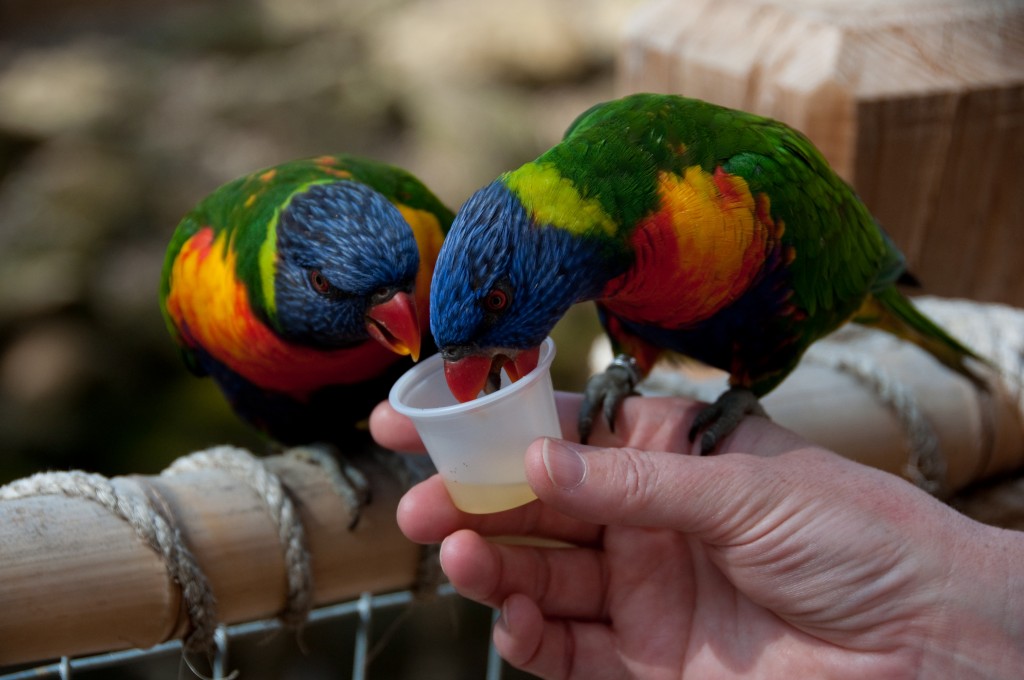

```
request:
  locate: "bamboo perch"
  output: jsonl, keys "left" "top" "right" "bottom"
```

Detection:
{"left": 635, "top": 298, "right": 1024, "bottom": 498}
{"left": 0, "top": 453, "right": 422, "bottom": 666}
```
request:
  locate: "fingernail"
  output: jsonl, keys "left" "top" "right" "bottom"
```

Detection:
{"left": 542, "top": 438, "right": 587, "bottom": 490}
{"left": 438, "top": 536, "right": 452, "bottom": 577}
{"left": 499, "top": 600, "right": 511, "bottom": 633}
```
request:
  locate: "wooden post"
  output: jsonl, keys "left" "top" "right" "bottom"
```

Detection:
{"left": 619, "top": 0, "right": 1024, "bottom": 306}
{"left": 0, "top": 455, "right": 422, "bottom": 665}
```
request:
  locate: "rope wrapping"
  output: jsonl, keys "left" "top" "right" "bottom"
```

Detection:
{"left": 164, "top": 446, "right": 314, "bottom": 629}
{"left": 0, "top": 446, "right": 381, "bottom": 659}
{"left": 802, "top": 346, "right": 946, "bottom": 494}
{"left": 286, "top": 445, "right": 370, "bottom": 530}
{"left": 0, "top": 438, "right": 448, "bottom": 673}
{"left": 0, "top": 471, "right": 219, "bottom": 655}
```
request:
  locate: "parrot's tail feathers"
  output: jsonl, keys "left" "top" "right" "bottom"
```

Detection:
{"left": 853, "top": 288, "right": 990, "bottom": 388}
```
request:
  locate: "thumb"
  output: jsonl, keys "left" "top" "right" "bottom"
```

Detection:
{"left": 526, "top": 437, "right": 820, "bottom": 538}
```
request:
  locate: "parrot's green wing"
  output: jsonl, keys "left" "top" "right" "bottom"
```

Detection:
{"left": 558, "top": 95, "right": 895, "bottom": 336}
{"left": 721, "top": 125, "right": 891, "bottom": 331}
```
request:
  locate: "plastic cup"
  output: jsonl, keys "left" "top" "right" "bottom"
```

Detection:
{"left": 389, "top": 337, "right": 560, "bottom": 513}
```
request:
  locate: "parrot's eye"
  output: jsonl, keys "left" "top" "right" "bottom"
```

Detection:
{"left": 309, "top": 269, "right": 332, "bottom": 295}
{"left": 483, "top": 288, "right": 509, "bottom": 312}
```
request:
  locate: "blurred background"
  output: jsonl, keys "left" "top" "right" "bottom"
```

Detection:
{"left": 0, "top": 0, "right": 641, "bottom": 483}
{"left": 3, "top": 0, "right": 1021, "bottom": 676}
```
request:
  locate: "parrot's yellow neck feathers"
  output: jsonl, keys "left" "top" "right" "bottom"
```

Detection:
{"left": 504, "top": 163, "right": 617, "bottom": 237}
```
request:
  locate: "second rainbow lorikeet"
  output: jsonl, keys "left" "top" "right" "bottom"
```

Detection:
{"left": 429, "top": 93, "right": 986, "bottom": 453}
{"left": 160, "top": 154, "right": 452, "bottom": 450}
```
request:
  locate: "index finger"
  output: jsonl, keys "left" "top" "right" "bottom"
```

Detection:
{"left": 369, "top": 399, "right": 427, "bottom": 453}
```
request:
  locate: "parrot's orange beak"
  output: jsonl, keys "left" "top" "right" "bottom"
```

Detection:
{"left": 443, "top": 345, "right": 541, "bottom": 403}
{"left": 366, "top": 291, "right": 421, "bottom": 361}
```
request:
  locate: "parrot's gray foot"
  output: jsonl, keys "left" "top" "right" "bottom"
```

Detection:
{"left": 579, "top": 354, "right": 641, "bottom": 444}
{"left": 689, "top": 387, "right": 768, "bottom": 455}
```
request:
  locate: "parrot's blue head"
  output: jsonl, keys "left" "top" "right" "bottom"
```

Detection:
{"left": 430, "top": 180, "right": 606, "bottom": 401}
{"left": 274, "top": 181, "right": 422, "bottom": 358}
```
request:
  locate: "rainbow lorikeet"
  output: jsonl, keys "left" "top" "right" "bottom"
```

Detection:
{"left": 161, "top": 154, "right": 452, "bottom": 448}
{"left": 429, "top": 93, "right": 985, "bottom": 453}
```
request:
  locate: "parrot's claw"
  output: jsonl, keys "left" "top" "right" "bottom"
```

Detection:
{"left": 579, "top": 354, "right": 641, "bottom": 444}
{"left": 689, "top": 387, "right": 768, "bottom": 455}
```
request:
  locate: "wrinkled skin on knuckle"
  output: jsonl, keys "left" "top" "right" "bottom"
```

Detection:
{"left": 612, "top": 448, "right": 663, "bottom": 518}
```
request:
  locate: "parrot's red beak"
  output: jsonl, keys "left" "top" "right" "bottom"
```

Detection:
{"left": 366, "top": 291, "right": 421, "bottom": 361}
{"left": 503, "top": 345, "right": 540, "bottom": 382}
{"left": 443, "top": 345, "right": 541, "bottom": 403}
{"left": 443, "top": 355, "right": 494, "bottom": 403}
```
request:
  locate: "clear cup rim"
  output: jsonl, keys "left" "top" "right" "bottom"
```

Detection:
{"left": 389, "top": 337, "right": 556, "bottom": 419}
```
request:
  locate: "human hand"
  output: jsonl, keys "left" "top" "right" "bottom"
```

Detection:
{"left": 370, "top": 393, "right": 1024, "bottom": 679}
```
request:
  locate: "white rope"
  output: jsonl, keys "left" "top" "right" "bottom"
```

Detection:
{"left": 802, "top": 346, "right": 945, "bottom": 494}
{"left": 0, "top": 470, "right": 219, "bottom": 655}
{"left": 164, "top": 446, "right": 314, "bottom": 629}
{"left": 0, "top": 445, "right": 363, "bottom": 666}
{"left": 286, "top": 445, "right": 369, "bottom": 529}
{"left": 0, "top": 441, "right": 447, "bottom": 676}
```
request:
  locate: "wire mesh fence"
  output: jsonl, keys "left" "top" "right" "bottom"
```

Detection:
{"left": 0, "top": 585, "right": 513, "bottom": 680}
